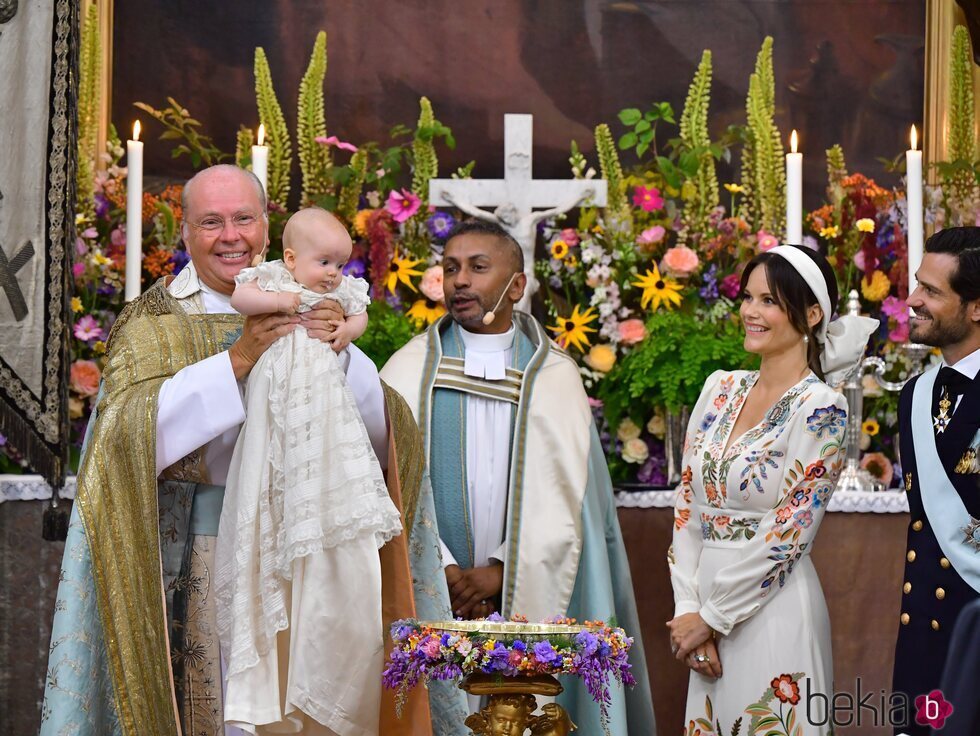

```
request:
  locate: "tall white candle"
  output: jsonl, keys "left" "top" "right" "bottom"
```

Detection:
{"left": 125, "top": 120, "right": 144, "bottom": 302}
{"left": 785, "top": 129, "right": 803, "bottom": 245}
{"left": 252, "top": 123, "right": 269, "bottom": 199}
{"left": 906, "top": 124, "right": 924, "bottom": 298}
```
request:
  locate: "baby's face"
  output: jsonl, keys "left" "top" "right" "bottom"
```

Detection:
{"left": 288, "top": 235, "right": 351, "bottom": 294}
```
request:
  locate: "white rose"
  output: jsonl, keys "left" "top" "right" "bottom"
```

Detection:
{"left": 616, "top": 418, "right": 641, "bottom": 442}
{"left": 860, "top": 432, "right": 871, "bottom": 451}
{"left": 646, "top": 412, "right": 666, "bottom": 439}
{"left": 621, "top": 438, "right": 650, "bottom": 464}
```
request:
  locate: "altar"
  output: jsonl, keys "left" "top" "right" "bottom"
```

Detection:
{"left": 0, "top": 481, "right": 909, "bottom": 735}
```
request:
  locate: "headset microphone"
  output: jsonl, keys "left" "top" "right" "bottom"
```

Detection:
{"left": 481, "top": 273, "right": 519, "bottom": 326}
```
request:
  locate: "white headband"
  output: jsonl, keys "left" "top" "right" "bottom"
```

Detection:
{"left": 769, "top": 245, "right": 879, "bottom": 385}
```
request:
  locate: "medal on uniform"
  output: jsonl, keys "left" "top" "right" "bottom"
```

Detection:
{"left": 962, "top": 518, "right": 980, "bottom": 552}
{"left": 933, "top": 388, "right": 952, "bottom": 434}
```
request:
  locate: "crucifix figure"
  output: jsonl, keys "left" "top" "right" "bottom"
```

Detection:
{"left": 430, "top": 114, "right": 607, "bottom": 311}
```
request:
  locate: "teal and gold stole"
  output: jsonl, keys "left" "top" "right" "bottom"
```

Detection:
{"left": 429, "top": 323, "right": 535, "bottom": 568}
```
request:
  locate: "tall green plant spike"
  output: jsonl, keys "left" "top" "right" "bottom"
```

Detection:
{"left": 254, "top": 47, "right": 292, "bottom": 206}
{"left": 338, "top": 149, "right": 367, "bottom": 221}
{"left": 826, "top": 144, "right": 847, "bottom": 186}
{"left": 948, "top": 25, "right": 978, "bottom": 206}
{"left": 411, "top": 96, "right": 439, "bottom": 203}
{"left": 297, "top": 31, "right": 332, "bottom": 204}
{"left": 235, "top": 126, "right": 254, "bottom": 168}
{"left": 76, "top": 4, "right": 101, "bottom": 220}
{"left": 595, "top": 123, "right": 628, "bottom": 215}
{"left": 679, "top": 50, "right": 719, "bottom": 232}
{"left": 754, "top": 37, "right": 776, "bottom": 116}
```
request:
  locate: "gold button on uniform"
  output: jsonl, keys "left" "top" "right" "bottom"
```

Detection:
{"left": 931, "top": 620, "right": 940, "bottom": 631}
{"left": 940, "top": 557, "right": 951, "bottom": 569}
{"left": 912, "top": 520, "right": 923, "bottom": 531}
{"left": 903, "top": 582, "right": 912, "bottom": 594}
{"left": 901, "top": 613, "right": 910, "bottom": 625}
{"left": 936, "top": 587, "right": 946, "bottom": 600}
{"left": 907, "top": 550, "right": 917, "bottom": 562}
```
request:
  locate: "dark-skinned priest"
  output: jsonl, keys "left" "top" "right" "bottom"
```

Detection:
{"left": 380, "top": 219, "right": 656, "bottom": 735}
{"left": 40, "top": 165, "right": 455, "bottom": 736}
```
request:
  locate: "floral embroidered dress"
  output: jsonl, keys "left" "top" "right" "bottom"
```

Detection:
{"left": 670, "top": 370, "right": 847, "bottom": 736}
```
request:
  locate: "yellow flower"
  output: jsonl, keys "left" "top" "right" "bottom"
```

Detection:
{"left": 93, "top": 341, "right": 106, "bottom": 354}
{"left": 548, "top": 304, "right": 598, "bottom": 353}
{"left": 860, "top": 270, "right": 891, "bottom": 302}
{"left": 353, "top": 208, "right": 375, "bottom": 237}
{"left": 723, "top": 183, "right": 745, "bottom": 194}
{"left": 681, "top": 180, "right": 697, "bottom": 201}
{"left": 385, "top": 251, "right": 425, "bottom": 294}
{"left": 592, "top": 224, "right": 604, "bottom": 234}
{"left": 91, "top": 251, "right": 111, "bottom": 267}
{"left": 819, "top": 225, "right": 839, "bottom": 239}
{"left": 406, "top": 297, "right": 446, "bottom": 326}
{"left": 584, "top": 344, "right": 616, "bottom": 373}
{"left": 856, "top": 218, "right": 875, "bottom": 233}
{"left": 633, "top": 264, "right": 683, "bottom": 311}
{"left": 862, "top": 418, "right": 880, "bottom": 436}
{"left": 70, "top": 297, "right": 83, "bottom": 313}
{"left": 550, "top": 240, "right": 569, "bottom": 260}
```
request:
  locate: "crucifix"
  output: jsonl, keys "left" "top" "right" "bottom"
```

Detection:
{"left": 429, "top": 114, "right": 607, "bottom": 311}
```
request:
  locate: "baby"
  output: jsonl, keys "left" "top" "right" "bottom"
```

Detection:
{"left": 215, "top": 208, "right": 402, "bottom": 735}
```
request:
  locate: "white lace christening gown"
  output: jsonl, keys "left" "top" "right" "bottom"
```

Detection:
{"left": 670, "top": 370, "right": 848, "bottom": 736}
{"left": 215, "top": 260, "right": 402, "bottom": 736}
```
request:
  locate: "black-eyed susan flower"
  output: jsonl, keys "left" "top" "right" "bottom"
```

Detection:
{"left": 633, "top": 264, "right": 683, "bottom": 311}
{"left": 550, "top": 239, "right": 570, "bottom": 260}
{"left": 385, "top": 251, "right": 425, "bottom": 294}
{"left": 406, "top": 297, "right": 446, "bottom": 326}
{"left": 548, "top": 304, "right": 598, "bottom": 353}
{"left": 862, "top": 418, "right": 879, "bottom": 436}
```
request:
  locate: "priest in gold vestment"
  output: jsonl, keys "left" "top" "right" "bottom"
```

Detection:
{"left": 40, "top": 165, "right": 460, "bottom": 736}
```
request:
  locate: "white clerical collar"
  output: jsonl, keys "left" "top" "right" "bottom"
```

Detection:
{"left": 945, "top": 345, "right": 980, "bottom": 381}
{"left": 168, "top": 260, "right": 237, "bottom": 314}
{"left": 458, "top": 324, "right": 515, "bottom": 380}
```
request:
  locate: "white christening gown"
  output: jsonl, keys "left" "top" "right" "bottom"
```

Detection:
{"left": 215, "top": 261, "right": 402, "bottom": 735}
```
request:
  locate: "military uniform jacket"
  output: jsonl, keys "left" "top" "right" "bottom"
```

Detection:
{"left": 892, "top": 359, "right": 980, "bottom": 734}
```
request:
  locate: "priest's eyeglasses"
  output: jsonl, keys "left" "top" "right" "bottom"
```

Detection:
{"left": 187, "top": 213, "right": 262, "bottom": 234}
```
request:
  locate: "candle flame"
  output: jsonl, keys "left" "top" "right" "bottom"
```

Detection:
{"left": 257, "top": 123, "right": 266, "bottom": 146}
{"left": 790, "top": 130, "right": 798, "bottom": 153}
{"left": 133, "top": 120, "right": 141, "bottom": 142}
{"left": 910, "top": 124, "right": 918, "bottom": 151}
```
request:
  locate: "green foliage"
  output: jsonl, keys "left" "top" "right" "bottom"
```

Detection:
{"left": 77, "top": 4, "right": 101, "bottom": 221}
{"left": 740, "top": 37, "right": 785, "bottom": 235}
{"left": 337, "top": 149, "right": 367, "bottom": 221}
{"left": 254, "top": 47, "right": 293, "bottom": 205}
{"left": 946, "top": 25, "right": 979, "bottom": 208}
{"left": 679, "top": 50, "right": 720, "bottom": 233}
{"left": 297, "top": 31, "right": 332, "bottom": 204}
{"left": 826, "top": 144, "right": 847, "bottom": 187}
{"left": 235, "top": 125, "right": 254, "bottom": 168}
{"left": 595, "top": 123, "right": 631, "bottom": 226}
{"left": 599, "top": 310, "right": 756, "bottom": 426}
{"left": 133, "top": 97, "right": 229, "bottom": 168}
{"left": 617, "top": 102, "right": 675, "bottom": 159}
{"left": 411, "top": 96, "right": 441, "bottom": 203}
{"left": 354, "top": 300, "right": 420, "bottom": 368}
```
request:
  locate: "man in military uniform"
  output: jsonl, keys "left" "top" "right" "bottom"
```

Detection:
{"left": 892, "top": 226, "right": 980, "bottom": 735}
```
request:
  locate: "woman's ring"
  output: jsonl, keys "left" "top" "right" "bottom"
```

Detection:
{"left": 693, "top": 653, "right": 710, "bottom": 664}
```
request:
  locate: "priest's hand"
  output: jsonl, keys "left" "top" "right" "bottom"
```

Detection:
{"left": 229, "top": 313, "right": 299, "bottom": 380}
{"left": 448, "top": 562, "right": 504, "bottom": 619}
{"left": 301, "top": 299, "right": 346, "bottom": 352}
{"left": 667, "top": 612, "right": 717, "bottom": 662}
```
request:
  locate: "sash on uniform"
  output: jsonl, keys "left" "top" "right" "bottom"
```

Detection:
{"left": 912, "top": 365, "right": 980, "bottom": 594}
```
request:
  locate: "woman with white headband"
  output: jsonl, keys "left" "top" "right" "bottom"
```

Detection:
{"left": 666, "top": 244, "right": 878, "bottom": 734}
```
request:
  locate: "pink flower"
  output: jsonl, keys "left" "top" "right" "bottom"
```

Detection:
{"left": 881, "top": 296, "right": 908, "bottom": 323}
{"left": 82, "top": 227, "right": 98, "bottom": 239}
{"left": 662, "top": 246, "right": 700, "bottom": 277}
{"left": 421, "top": 637, "right": 442, "bottom": 660}
{"left": 853, "top": 249, "right": 869, "bottom": 273}
{"left": 75, "top": 237, "right": 88, "bottom": 256}
{"left": 632, "top": 185, "right": 664, "bottom": 212}
{"left": 385, "top": 189, "right": 422, "bottom": 223}
{"left": 419, "top": 265, "right": 445, "bottom": 302}
{"left": 73, "top": 314, "right": 104, "bottom": 342}
{"left": 860, "top": 452, "right": 894, "bottom": 487}
{"left": 756, "top": 230, "right": 779, "bottom": 251}
{"left": 560, "top": 228, "right": 580, "bottom": 247}
{"left": 314, "top": 135, "right": 358, "bottom": 153}
{"left": 617, "top": 318, "right": 647, "bottom": 345}
{"left": 110, "top": 227, "right": 126, "bottom": 248}
{"left": 720, "top": 273, "right": 741, "bottom": 299}
{"left": 889, "top": 322, "right": 909, "bottom": 342}
{"left": 70, "top": 360, "right": 101, "bottom": 396}
{"left": 72, "top": 262, "right": 86, "bottom": 279}
{"left": 637, "top": 226, "right": 666, "bottom": 245}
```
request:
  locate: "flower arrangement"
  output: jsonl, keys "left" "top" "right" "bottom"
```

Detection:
{"left": 381, "top": 615, "right": 636, "bottom": 731}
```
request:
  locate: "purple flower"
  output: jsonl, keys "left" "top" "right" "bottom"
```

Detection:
{"left": 426, "top": 212, "right": 456, "bottom": 239}
{"left": 720, "top": 273, "right": 741, "bottom": 299}
{"left": 699, "top": 264, "right": 720, "bottom": 304}
{"left": 343, "top": 258, "right": 367, "bottom": 279}
{"left": 94, "top": 193, "right": 110, "bottom": 219}
{"left": 0, "top": 433, "right": 6, "bottom": 447}
{"left": 575, "top": 631, "right": 599, "bottom": 656}
{"left": 73, "top": 315, "right": 104, "bottom": 341}
{"left": 170, "top": 249, "right": 190, "bottom": 275}
{"left": 486, "top": 611, "right": 505, "bottom": 622}
{"left": 533, "top": 641, "right": 560, "bottom": 666}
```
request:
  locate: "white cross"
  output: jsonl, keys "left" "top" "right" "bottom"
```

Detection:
{"left": 429, "top": 114, "right": 607, "bottom": 310}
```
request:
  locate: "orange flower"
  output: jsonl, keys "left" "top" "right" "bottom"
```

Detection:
{"left": 674, "top": 508, "right": 691, "bottom": 530}
{"left": 144, "top": 248, "right": 175, "bottom": 278}
{"left": 142, "top": 192, "right": 160, "bottom": 223}
{"left": 775, "top": 507, "right": 794, "bottom": 525}
{"left": 771, "top": 674, "right": 801, "bottom": 704}
{"left": 804, "top": 460, "right": 826, "bottom": 480}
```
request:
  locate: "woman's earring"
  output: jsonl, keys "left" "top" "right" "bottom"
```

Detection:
{"left": 803, "top": 335, "right": 809, "bottom": 344}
